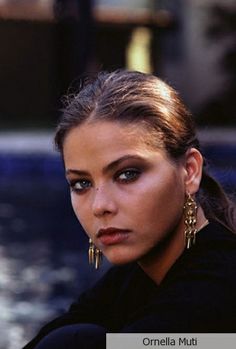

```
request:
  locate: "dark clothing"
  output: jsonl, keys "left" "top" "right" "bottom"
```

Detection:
{"left": 23, "top": 221, "right": 236, "bottom": 348}
{"left": 33, "top": 324, "right": 106, "bottom": 349}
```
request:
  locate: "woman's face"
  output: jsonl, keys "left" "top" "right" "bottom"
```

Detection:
{"left": 63, "top": 121, "right": 187, "bottom": 265}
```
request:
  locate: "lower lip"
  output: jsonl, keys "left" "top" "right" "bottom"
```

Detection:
{"left": 98, "top": 231, "right": 130, "bottom": 246}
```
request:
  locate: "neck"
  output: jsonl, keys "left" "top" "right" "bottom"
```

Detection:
{"left": 138, "top": 207, "right": 208, "bottom": 285}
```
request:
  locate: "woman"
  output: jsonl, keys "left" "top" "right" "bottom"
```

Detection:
{"left": 23, "top": 70, "right": 236, "bottom": 349}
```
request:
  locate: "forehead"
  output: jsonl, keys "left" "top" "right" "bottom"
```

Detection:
{"left": 63, "top": 121, "right": 165, "bottom": 165}
{"left": 65, "top": 121, "right": 154, "bottom": 151}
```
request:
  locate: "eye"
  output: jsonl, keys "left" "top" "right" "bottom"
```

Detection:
{"left": 70, "top": 179, "right": 92, "bottom": 193}
{"left": 116, "top": 169, "right": 141, "bottom": 183}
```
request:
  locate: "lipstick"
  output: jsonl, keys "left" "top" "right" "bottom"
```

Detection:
{"left": 97, "top": 227, "right": 130, "bottom": 246}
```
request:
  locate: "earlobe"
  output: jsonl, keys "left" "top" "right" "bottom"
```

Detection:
{"left": 184, "top": 148, "right": 203, "bottom": 194}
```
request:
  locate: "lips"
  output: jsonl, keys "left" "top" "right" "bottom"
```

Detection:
{"left": 96, "top": 227, "right": 130, "bottom": 246}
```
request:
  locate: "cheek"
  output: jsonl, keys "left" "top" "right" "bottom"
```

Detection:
{"left": 71, "top": 195, "right": 88, "bottom": 227}
{"left": 71, "top": 195, "right": 97, "bottom": 239}
{"left": 153, "top": 182, "right": 185, "bottom": 227}
{"left": 133, "top": 175, "right": 184, "bottom": 224}
{"left": 71, "top": 194, "right": 78, "bottom": 215}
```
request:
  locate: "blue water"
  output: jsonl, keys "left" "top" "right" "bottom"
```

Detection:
{"left": 0, "top": 145, "right": 235, "bottom": 348}
{"left": 0, "top": 154, "right": 110, "bottom": 348}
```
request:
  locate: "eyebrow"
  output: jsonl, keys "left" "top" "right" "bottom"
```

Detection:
{"left": 65, "top": 154, "right": 145, "bottom": 177}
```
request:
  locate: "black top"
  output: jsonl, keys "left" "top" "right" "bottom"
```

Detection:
{"left": 23, "top": 221, "right": 236, "bottom": 348}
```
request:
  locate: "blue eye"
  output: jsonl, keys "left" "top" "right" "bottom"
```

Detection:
{"left": 70, "top": 179, "right": 92, "bottom": 193}
{"left": 116, "top": 169, "right": 140, "bottom": 183}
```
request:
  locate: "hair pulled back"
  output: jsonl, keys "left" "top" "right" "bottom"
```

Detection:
{"left": 55, "top": 70, "right": 236, "bottom": 232}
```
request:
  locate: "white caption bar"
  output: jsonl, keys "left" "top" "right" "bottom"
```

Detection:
{"left": 107, "top": 333, "right": 236, "bottom": 349}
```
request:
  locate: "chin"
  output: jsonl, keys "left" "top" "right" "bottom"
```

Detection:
{"left": 109, "top": 259, "right": 131, "bottom": 266}
{"left": 104, "top": 249, "right": 139, "bottom": 266}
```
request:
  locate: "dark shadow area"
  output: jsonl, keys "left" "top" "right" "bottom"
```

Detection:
{"left": 197, "top": 4, "right": 236, "bottom": 126}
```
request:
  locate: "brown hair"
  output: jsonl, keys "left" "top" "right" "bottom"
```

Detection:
{"left": 55, "top": 70, "right": 236, "bottom": 232}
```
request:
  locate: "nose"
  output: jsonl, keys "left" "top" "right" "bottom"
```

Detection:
{"left": 92, "top": 185, "right": 117, "bottom": 218}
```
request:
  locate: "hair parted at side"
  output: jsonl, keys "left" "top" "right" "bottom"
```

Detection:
{"left": 55, "top": 69, "right": 236, "bottom": 233}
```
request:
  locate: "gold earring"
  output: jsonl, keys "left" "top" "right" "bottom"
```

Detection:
{"left": 183, "top": 193, "right": 198, "bottom": 249}
{"left": 88, "top": 238, "right": 102, "bottom": 269}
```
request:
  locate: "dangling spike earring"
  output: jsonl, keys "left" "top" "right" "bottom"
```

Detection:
{"left": 183, "top": 193, "right": 198, "bottom": 249}
{"left": 95, "top": 248, "right": 102, "bottom": 270}
{"left": 88, "top": 238, "right": 95, "bottom": 265}
{"left": 88, "top": 238, "right": 102, "bottom": 269}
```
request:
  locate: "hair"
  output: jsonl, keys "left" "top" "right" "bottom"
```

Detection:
{"left": 55, "top": 70, "right": 236, "bottom": 233}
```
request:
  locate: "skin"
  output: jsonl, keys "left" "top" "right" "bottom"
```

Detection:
{"left": 63, "top": 121, "right": 206, "bottom": 284}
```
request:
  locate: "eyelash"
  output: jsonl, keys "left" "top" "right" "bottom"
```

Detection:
{"left": 70, "top": 179, "right": 92, "bottom": 194}
{"left": 69, "top": 168, "right": 141, "bottom": 194}
{"left": 115, "top": 168, "right": 141, "bottom": 183}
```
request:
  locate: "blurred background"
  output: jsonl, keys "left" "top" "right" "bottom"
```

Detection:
{"left": 0, "top": 0, "right": 235, "bottom": 348}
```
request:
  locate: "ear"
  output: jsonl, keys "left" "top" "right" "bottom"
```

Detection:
{"left": 184, "top": 148, "right": 203, "bottom": 194}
